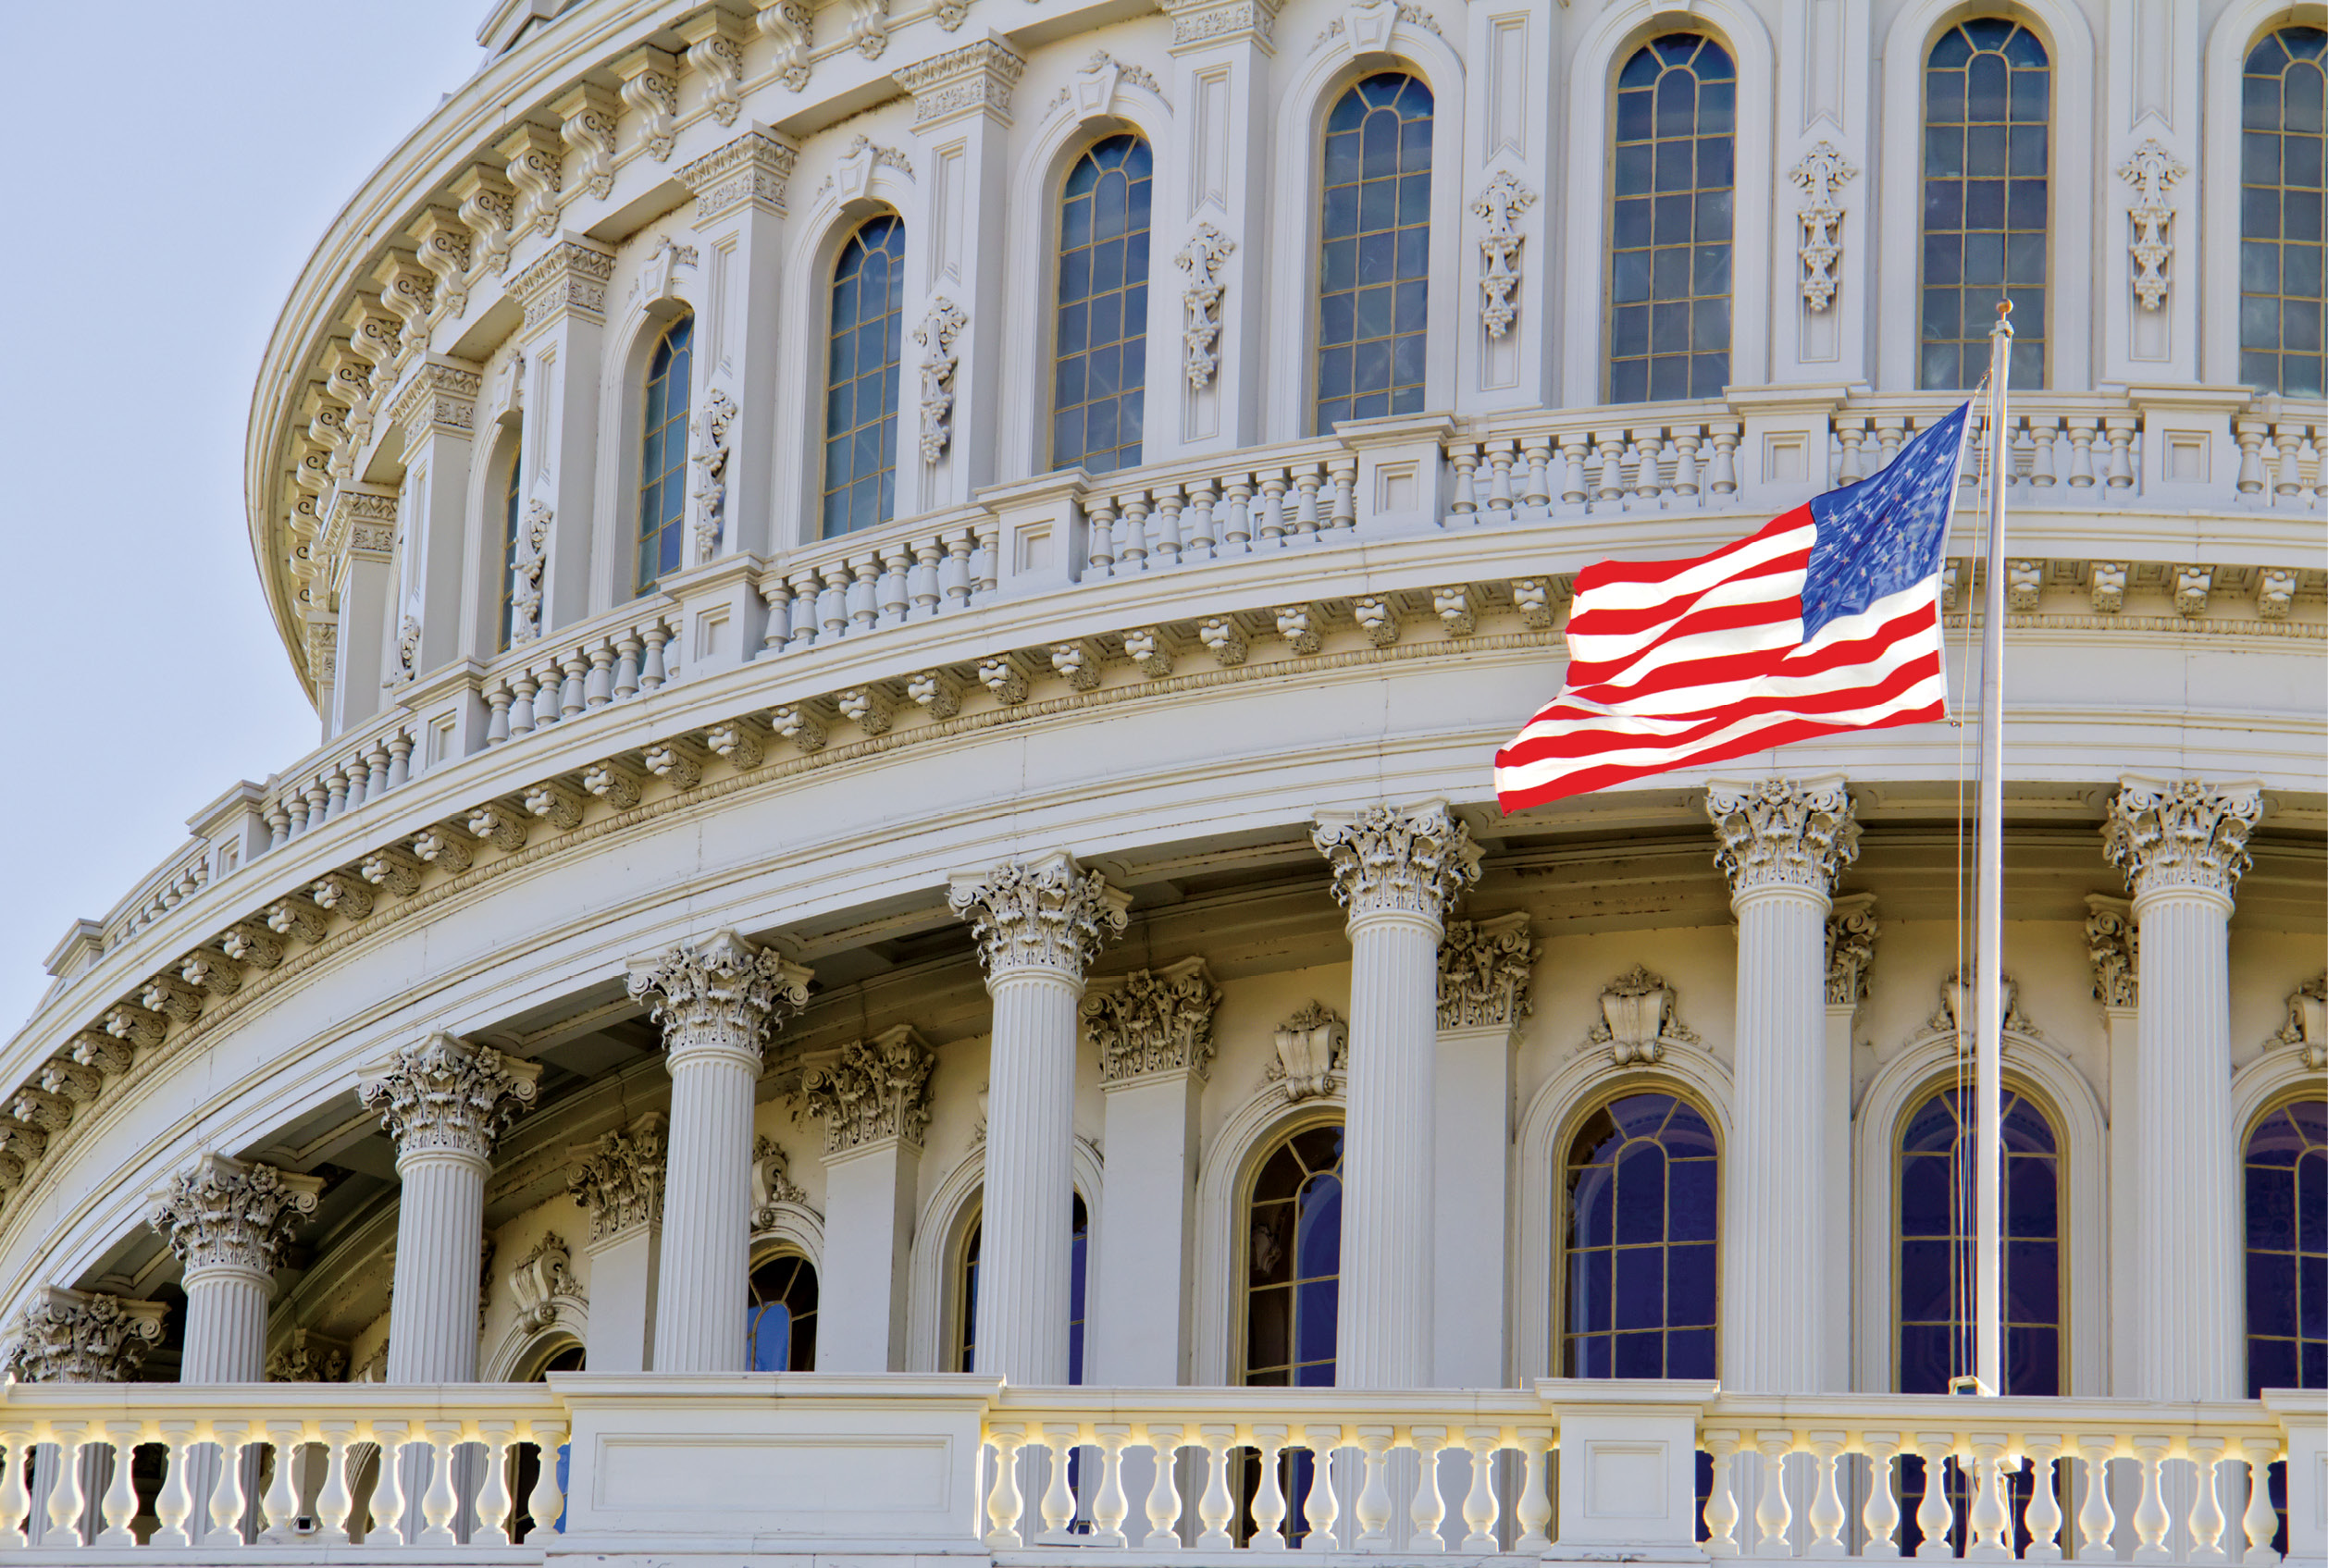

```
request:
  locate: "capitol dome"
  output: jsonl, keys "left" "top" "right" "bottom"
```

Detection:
{"left": 0, "top": 0, "right": 2322, "bottom": 1560}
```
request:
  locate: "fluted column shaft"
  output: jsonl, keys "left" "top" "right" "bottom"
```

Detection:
{"left": 1313, "top": 801, "right": 1480, "bottom": 1390}
{"left": 179, "top": 1268, "right": 270, "bottom": 1384}
{"left": 386, "top": 1150, "right": 489, "bottom": 1383}
{"left": 1707, "top": 778, "right": 1858, "bottom": 1395}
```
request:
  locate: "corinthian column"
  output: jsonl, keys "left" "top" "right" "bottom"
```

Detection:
{"left": 2103, "top": 776, "right": 2263, "bottom": 1401}
{"left": 359, "top": 1034, "right": 542, "bottom": 1382}
{"left": 949, "top": 852, "right": 1129, "bottom": 1383}
{"left": 1706, "top": 776, "right": 1858, "bottom": 1393}
{"left": 148, "top": 1155, "right": 322, "bottom": 1382}
{"left": 627, "top": 931, "right": 811, "bottom": 1373}
{"left": 1312, "top": 800, "right": 1481, "bottom": 1389}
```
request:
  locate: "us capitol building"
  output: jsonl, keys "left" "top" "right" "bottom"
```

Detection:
{"left": 0, "top": 0, "right": 2322, "bottom": 1562}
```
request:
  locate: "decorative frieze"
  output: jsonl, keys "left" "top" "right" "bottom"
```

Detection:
{"left": 511, "top": 239, "right": 615, "bottom": 331}
{"left": 148, "top": 1154, "right": 323, "bottom": 1278}
{"left": 1312, "top": 799, "right": 1481, "bottom": 925}
{"left": 1175, "top": 224, "right": 1235, "bottom": 388}
{"left": 751, "top": 1135, "right": 811, "bottom": 1227}
{"left": 1706, "top": 776, "right": 1860, "bottom": 899}
{"left": 800, "top": 1025, "right": 936, "bottom": 1154}
{"left": 1824, "top": 893, "right": 1880, "bottom": 1006}
{"left": 387, "top": 356, "right": 482, "bottom": 445}
{"left": 2119, "top": 138, "right": 2187, "bottom": 312}
{"left": 2101, "top": 777, "right": 2264, "bottom": 903}
{"left": 2271, "top": 976, "right": 2327, "bottom": 1070}
{"left": 949, "top": 852, "right": 1130, "bottom": 978}
{"left": 679, "top": 127, "right": 797, "bottom": 224}
{"left": 2084, "top": 893, "right": 2138, "bottom": 1007}
{"left": 1472, "top": 169, "right": 1535, "bottom": 339}
{"left": 1436, "top": 912, "right": 1534, "bottom": 1030}
{"left": 915, "top": 297, "right": 969, "bottom": 462}
{"left": 1587, "top": 966, "right": 1700, "bottom": 1066}
{"left": 891, "top": 38, "right": 1025, "bottom": 128}
{"left": 567, "top": 1114, "right": 668, "bottom": 1243}
{"left": 1084, "top": 957, "right": 1220, "bottom": 1083}
{"left": 1268, "top": 1002, "right": 1345, "bottom": 1101}
{"left": 358, "top": 1032, "right": 543, "bottom": 1161}
{"left": 265, "top": 1327, "right": 349, "bottom": 1383}
{"left": 5, "top": 1288, "right": 167, "bottom": 1383}
{"left": 508, "top": 1231, "right": 583, "bottom": 1332}
{"left": 1788, "top": 140, "right": 1857, "bottom": 312}
{"left": 626, "top": 930, "right": 813, "bottom": 1069}
{"left": 1158, "top": 0, "right": 1279, "bottom": 49}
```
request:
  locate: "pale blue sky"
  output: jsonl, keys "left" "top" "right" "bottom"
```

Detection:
{"left": 0, "top": 3, "right": 489, "bottom": 1030}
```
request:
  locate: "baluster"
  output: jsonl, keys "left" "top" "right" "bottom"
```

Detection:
{"left": 476, "top": 1420, "right": 516, "bottom": 1545}
{"left": 1859, "top": 1432, "right": 1903, "bottom": 1559}
{"left": 260, "top": 1423, "right": 304, "bottom": 1542}
{"left": 758, "top": 575, "right": 793, "bottom": 648}
{"left": 786, "top": 570, "right": 821, "bottom": 646}
{"left": 365, "top": 743, "right": 391, "bottom": 799}
{"left": 608, "top": 632, "right": 639, "bottom": 698}
{"left": 1248, "top": 1424, "right": 1289, "bottom": 1551}
{"left": 1559, "top": 432, "right": 1591, "bottom": 505}
{"left": 1754, "top": 1431, "right": 1797, "bottom": 1557}
{"left": 1514, "top": 1426, "right": 1554, "bottom": 1550}
{"left": 816, "top": 566, "right": 848, "bottom": 641}
{"left": 2239, "top": 1437, "right": 2282, "bottom": 1564}
{"left": 1142, "top": 1426, "right": 1184, "bottom": 1549}
{"left": 1869, "top": 416, "right": 1905, "bottom": 468}
{"left": 1196, "top": 1424, "right": 1236, "bottom": 1549}
{"left": 2007, "top": 416, "right": 2037, "bottom": 488}
{"left": 1703, "top": 1428, "right": 1743, "bottom": 1558}
{"left": 847, "top": 556, "right": 880, "bottom": 631}
{"left": 640, "top": 621, "right": 672, "bottom": 689}
{"left": 2026, "top": 414, "right": 2061, "bottom": 487}
{"left": 87, "top": 1421, "right": 130, "bottom": 1544}
{"left": 1964, "top": 1434, "right": 2011, "bottom": 1561}
{"left": 1708, "top": 424, "right": 1743, "bottom": 495}
{"left": 1486, "top": 440, "right": 1517, "bottom": 516}
{"left": 504, "top": 672, "right": 536, "bottom": 737}
{"left": 1458, "top": 1429, "right": 1500, "bottom": 1553}
{"left": 2233, "top": 419, "right": 2272, "bottom": 497}
{"left": 1090, "top": 1425, "right": 1132, "bottom": 1548}
{"left": 911, "top": 538, "right": 944, "bottom": 617}
{"left": 389, "top": 731, "right": 415, "bottom": 788}
{"left": 267, "top": 797, "right": 293, "bottom": 846}
{"left": 1448, "top": 444, "right": 1480, "bottom": 515}
{"left": 1257, "top": 469, "right": 1291, "bottom": 546}
{"left": 1119, "top": 492, "right": 1153, "bottom": 572}
{"left": 368, "top": 1420, "right": 408, "bottom": 1546}
{"left": 2062, "top": 417, "right": 2099, "bottom": 487}
{"left": 1353, "top": 1426, "right": 1395, "bottom": 1549}
{"left": 1328, "top": 456, "right": 1357, "bottom": 531}
{"left": 2074, "top": 1437, "right": 2118, "bottom": 1563}
{"left": 0, "top": 1423, "right": 27, "bottom": 1549}
{"left": 1152, "top": 482, "right": 1187, "bottom": 568}
{"left": 527, "top": 1422, "right": 567, "bottom": 1540}
{"left": 879, "top": 546, "right": 912, "bottom": 626}
{"left": 2272, "top": 425, "right": 2306, "bottom": 500}
{"left": 151, "top": 1419, "right": 198, "bottom": 1547}
{"left": 1912, "top": 1433, "right": 1955, "bottom": 1561}
{"left": 972, "top": 521, "right": 999, "bottom": 597}
{"left": 1634, "top": 428, "right": 1667, "bottom": 507}
{"left": 1522, "top": 438, "right": 1554, "bottom": 510}
{"left": 1593, "top": 429, "right": 1626, "bottom": 504}
{"left": 335, "top": 759, "right": 364, "bottom": 814}
{"left": 1407, "top": 1426, "right": 1449, "bottom": 1552}
{"left": 1292, "top": 465, "right": 1324, "bottom": 538}
{"left": 585, "top": 641, "right": 615, "bottom": 708}
{"left": 325, "top": 766, "right": 350, "bottom": 819}
{"left": 2103, "top": 417, "right": 2138, "bottom": 488}
{"left": 1835, "top": 417, "right": 1869, "bottom": 483}
{"left": 533, "top": 661, "right": 562, "bottom": 726}
{"left": 316, "top": 1419, "right": 358, "bottom": 1543}
{"left": 1039, "top": 1425, "right": 1079, "bottom": 1543}
{"left": 2186, "top": 1437, "right": 2229, "bottom": 1564}
{"left": 944, "top": 532, "right": 977, "bottom": 611}
{"left": 1183, "top": 479, "right": 1220, "bottom": 562}
{"left": 1806, "top": 1431, "right": 1848, "bottom": 1557}
{"left": 1303, "top": 1427, "right": 1345, "bottom": 1549}
{"left": 1084, "top": 494, "right": 1119, "bottom": 577}
{"left": 1221, "top": 476, "right": 1255, "bottom": 554}
{"left": 415, "top": 1419, "right": 462, "bottom": 1546}
{"left": 2130, "top": 1436, "right": 2172, "bottom": 1562}
{"left": 1671, "top": 427, "right": 1704, "bottom": 498}
{"left": 2018, "top": 1434, "right": 2064, "bottom": 1562}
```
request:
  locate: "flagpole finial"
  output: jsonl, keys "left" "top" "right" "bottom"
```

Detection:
{"left": 1993, "top": 299, "right": 2013, "bottom": 337}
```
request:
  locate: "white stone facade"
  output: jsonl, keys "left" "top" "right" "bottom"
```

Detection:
{"left": 0, "top": 0, "right": 2322, "bottom": 1561}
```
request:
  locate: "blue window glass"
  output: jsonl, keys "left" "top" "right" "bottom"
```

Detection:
{"left": 1244, "top": 1123, "right": 1344, "bottom": 1388}
{"left": 1607, "top": 34, "right": 1736, "bottom": 403}
{"left": 746, "top": 1253, "right": 818, "bottom": 1371}
{"left": 2240, "top": 28, "right": 2328, "bottom": 397}
{"left": 958, "top": 1194, "right": 1090, "bottom": 1382}
{"left": 2246, "top": 1096, "right": 2327, "bottom": 1393}
{"left": 1053, "top": 135, "right": 1152, "bottom": 475}
{"left": 496, "top": 441, "right": 522, "bottom": 650}
{"left": 1919, "top": 19, "right": 2049, "bottom": 390}
{"left": 1315, "top": 73, "right": 1433, "bottom": 433}
{"left": 634, "top": 315, "right": 693, "bottom": 594}
{"left": 1563, "top": 1093, "right": 1719, "bottom": 1379}
{"left": 824, "top": 216, "right": 908, "bottom": 537}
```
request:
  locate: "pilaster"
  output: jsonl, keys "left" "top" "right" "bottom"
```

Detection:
{"left": 567, "top": 1114, "right": 669, "bottom": 1374}
{"left": 508, "top": 234, "right": 614, "bottom": 632}
{"left": 385, "top": 356, "right": 484, "bottom": 681}
{"left": 1822, "top": 892, "right": 1877, "bottom": 1393}
{"left": 3, "top": 1289, "right": 167, "bottom": 1383}
{"left": 1432, "top": 912, "right": 1531, "bottom": 1390}
{"left": 321, "top": 483, "right": 399, "bottom": 735}
{"left": 801, "top": 1026, "right": 934, "bottom": 1371}
{"left": 2085, "top": 893, "right": 2140, "bottom": 1394}
{"left": 148, "top": 1154, "right": 324, "bottom": 1383}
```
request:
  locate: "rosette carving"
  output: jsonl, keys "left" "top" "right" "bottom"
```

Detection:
{"left": 1084, "top": 957, "right": 1220, "bottom": 1083}
{"left": 949, "top": 852, "right": 1130, "bottom": 978}
{"left": 800, "top": 1025, "right": 935, "bottom": 1154}
{"left": 2102, "top": 777, "right": 2263, "bottom": 904}
{"left": 566, "top": 1114, "right": 668, "bottom": 1243}
{"left": 625, "top": 930, "right": 813, "bottom": 1069}
{"left": 358, "top": 1032, "right": 543, "bottom": 1161}
{"left": 1436, "top": 912, "right": 1534, "bottom": 1030}
{"left": 148, "top": 1154, "right": 323, "bottom": 1278}
{"left": 1706, "top": 776, "right": 1860, "bottom": 898}
{"left": 1312, "top": 799, "right": 1480, "bottom": 925}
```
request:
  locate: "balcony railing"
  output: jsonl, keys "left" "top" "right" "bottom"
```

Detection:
{"left": 0, "top": 1378, "right": 2317, "bottom": 1562}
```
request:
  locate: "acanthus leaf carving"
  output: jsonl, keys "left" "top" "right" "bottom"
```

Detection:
{"left": 1174, "top": 224, "right": 1236, "bottom": 388}
{"left": 1824, "top": 893, "right": 1880, "bottom": 1006}
{"left": 148, "top": 1154, "right": 322, "bottom": 1278}
{"left": 2084, "top": 893, "right": 2138, "bottom": 1008}
{"left": 1706, "top": 776, "right": 1860, "bottom": 898}
{"left": 510, "top": 499, "right": 553, "bottom": 644}
{"left": 614, "top": 47, "right": 682, "bottom": 164}
{"left": 1084, "top": 957, "right": 1220, "bottom": 1084}
{"left": 680, "top": 13, "right": 748, "bottom": 127}
{"left": 625, "top": 931, "right": 813, "bottom": 1071}
{"left": 1436, "top": 912, "right": 1535, "bottom": 1030}
{"left": 914, "top": 298, "right": 969, "bottom": 463}
{"left": 4, "top": 1288, "right": 167, "bottom": 1384}
{"left": 1926, "top": 967, "right": 2041, "bottom": 1056}
{"left": 755, "top": 0, "right": 813, "bottom": 91}
{"left": 498, "top": 123, "right": 564, "bottom": 238}
{"left": 266, "top": 1327, "right": 349, "bottom": 1383}
{"left": 2118, "top": 137, "right": 2188, "bottom": 312}
{"left": 567, "top": 1115, "right": 668, "bottom": 1243}
{"left": 1789, "top": 140, "right": 1858, "bottom": 312}
{"left": 555, "top": 83, "right": 622, "bottom": 203}
{"left": 799, "top": 1025, "right": 936, "bottom": 1154}
{"left": 948, "top": 852, "right": 1129, "bottom": 978}
{"left": 2101, "top": 777, "right": 2262, "bottom": 904}
{"left": 358, "top": 1032, "right": 542, "bottom": 1161}
{"left": 1585, "top": 965, "right": 1700, "bottom": 1066}
{"left": 691, "top": 385, "right": 738, "bottom": 559}
{"left": 452, "top": 165, "right": 517, "bottom": 278}
{"left": 1311, "top": 799, "right": 1481, "bottom": 925}
{"left": 1471, "top": 168, "right": 1536, "bottom": 339}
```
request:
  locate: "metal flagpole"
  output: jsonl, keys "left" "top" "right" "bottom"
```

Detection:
{"left": 1971, "top": 301, "right": 2013, "bottom": 1398}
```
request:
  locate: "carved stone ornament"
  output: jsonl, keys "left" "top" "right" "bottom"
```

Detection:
{"left": 948, "top": 851, "right": 1130, "bottom": 979}
{"left": 2271, "top": 976, "right": 2327, "bottom": 1071}
{"left": 914, "top": 298, "right": 969, "bottom": 463}
{"left": 2118, "top": 138, "right": 2188, "bottom": 312}
{"left": 358, "top": 1032, "right": 543, "bottom": 1162}
{"left": 1824, "top": 893, "right": 1880, "bottom": 1006}
{"left": 848, "top": 0, "right": 891, "bottom": 60}
{"left": 756, "top": 0, "right": 813, "bottom": 91}
{"left": 2101, "top": 777, "right": 2264, "bottom": 905}
{"left": 1437, "top": 912, "right": 1535, "bottom": 1030}
{"left": 510, "top": 500, "right": 553, "bottom": 644}
{"left": 626, "top": 930, "right": 814, "bottom": 1071}
{"left": 1175, "top": 224, "right": 1236, "bottom": 389}
{"left": 692, "top": 385, "right": 738, "bottom": 558}
{"left": 1158, "top": 0, "right": 1279, "bottom": 50}
{"left": 1312, "top": 799, "right": 1482, "bottom": 926}
{"left": 507, "top": 1231, "right": 584, "bottom": 1333}
{"left": 567, "top": 1115, "right": 668, "bottom": 1243}
{"left": 1268, "top": 1002, "right": 1346, "bottom": 1102}
{"left": 1047, "top": 49, "right": 1165, "bottom": 119}
{"left": 1315, "top": 0, "right": 1443, "bottom": 53}
{"left": 890, "top": 37, "right": 1026, "bottom": 128}
{"left": 4, "top": 1288, "right": 167, "bottom": 1384}
{"left": 800, "top": 1025, "right": 936, "bottom": 1154}
{"left": 1586, "top": 966, "right": 1701, "bottom": 1066}
{"left": 752, "top": 1135, "right": 812, "bottom": 1228}
{"left": 1789, "top": 140, "right": 1858, "bottom": 312}
{"left": 266, "top": 1327, "right": 349, "bottom": 1383}
{"left": 148, "top": 1154, "right": 323, "bottom": 1278}
{"left": 1706, "top": 776, "right": 1861, "bottom": 899}
{"left": 1471, "top": 169, "right": 1536, "bottom": 339}
{"left": 2084, "top": 893, "right": 2138, "bottom": 1008}
{"left": 678, "top": 127, "right": 798, "bottom": 222}
{"left": 1926, "top": 968, "right": 2041, "bottom": 1056}
{"left": 1084, "top": 957, "right": 1220, "bottom": 1084}
{"left": 509, "top": 240, "right": 615, "bottom": 331}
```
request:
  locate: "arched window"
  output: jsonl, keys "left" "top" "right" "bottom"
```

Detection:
{"left": 747, "top": 1253, "right": 819, "bottom": 1371}
{"left": 1243, "top": 1123, "right": 1344, "bottom": 1386}
{"left": 2244, "top": 1096, "right": 2326, "bottom": 1393}
{"left": 823, "top": 216, "right": 907, "bottom": 537}
{"left": 1054, "top": 135, "right": 1152, "bottom": 475}
{"left": 1315, "top": 73, "right": 1432, "bottom": 434}
{"left": 1607, "top": 35, "right": 1735, "bottom": 404}
{"left": 2239, "top": 26, "right": 2327, "bottom": 397}
{"left": 495, "top": 438, "right": 522, "bottom": 651}
{"left": 1562, "top": 1093, "right": 1718, "bottom": 1378}
{"left": 957, "top": 1193, "right": 1090, "bottom": 1382}
{"left": 1896, "top": 1083, "right": 2061, "bottom": 1551}
{"left": 1918, "top": 20, "right": 2049, "bottom": 390}
{"left": 634, "top": 315, "right": 693, "bottom": 595}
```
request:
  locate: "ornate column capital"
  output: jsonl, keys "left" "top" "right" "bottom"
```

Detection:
{"left": 800, "top": 1025, "right": 936, "bottom": 1154}
{"left": 386, "top": 354, "right": 482, "bottom": 448}
{"left": 1437, "top": 912, "right": 1535, "bottom": 1031}
{"left": 266, "top": 1327, "right": 350, "bottom": 1382}
{"left": 1824, "top": 893, "right": 1880, "bottom": 1006}
{"left": 1084, "top": 957, "right": 1220, "bottom": 1084}
{"left": 948, "top": 850, "right": 1130, "bottom": 981}
{"left": 2102, "top": 776, "right": 2264, "bottom": 907}
{"left": 358, "top": 1032, "right": 543, "bottom": 1165}
{"left": 1705, "top": 775, "right": 1860, "bottom": 903}
{"left": 566, "top": 1113, "right": 669, "bottom": 1244}
{"left": 510, "top": 234, "right": 615, "bottom": 333}
{"left": 2084, "top": 893, "right": 2139, "bottom": 1008}
{"left": 147, "top": 1154, "right": 323, "bottom": 1280}
{"left": 678, "top": 127, "right": 799, "bottom": 225}
{"left": 626, "top": 929, "right": 813, "bottom": 1070}
{"left": 1312, "top": 799, "right": 1481, "bottom": 929}
{"left": 891, "top": 36, "right": 1026, "bottom": 131}
{"left": 4, "top": 1287, "right": 167, "bottom": 1383}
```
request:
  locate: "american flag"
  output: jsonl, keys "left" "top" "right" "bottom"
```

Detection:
{"left": 1494, "top": 403, "right": 1971, "bottom": 811}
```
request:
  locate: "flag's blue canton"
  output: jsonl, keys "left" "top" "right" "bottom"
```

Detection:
{"left": 1800, "top": 401, "right": 1968, "bottom": 640}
